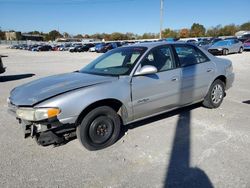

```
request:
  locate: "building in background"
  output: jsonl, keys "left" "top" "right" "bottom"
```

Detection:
{"left": 5, "top": 32, "right": 43, "bottom": 41}
{"left": 5, "top": 31, "right": 22, "bottom": 40}
{"left": 21, "top": 33, "right": 44, "bottom": 41}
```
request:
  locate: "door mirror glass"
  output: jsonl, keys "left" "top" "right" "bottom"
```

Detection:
{"left": 135, "top": 65, "right": 157, "bottom": 76}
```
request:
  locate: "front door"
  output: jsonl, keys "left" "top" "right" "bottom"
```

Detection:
{"left": 131, "top": 45, "right": 181, "bottom": 120}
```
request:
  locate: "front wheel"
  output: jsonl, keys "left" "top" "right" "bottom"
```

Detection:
{"left": 203, "top": 80, "right": 225, "bottom": 109}
{"left": 76, "top": 106, "right": 121, "bottom": 150}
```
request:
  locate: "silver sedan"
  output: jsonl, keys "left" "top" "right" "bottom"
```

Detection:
{"left": 208, "top": 39, "right": 244, "bottom": 55}
{"left": 8, "top": 42, "right": 234, "bottom": 150}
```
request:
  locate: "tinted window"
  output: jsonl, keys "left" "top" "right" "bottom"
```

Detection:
{"left": 141, "top": 46, "right": 175, "bottom": 72}
{"left": 174, "top": 45, "right": 209, "bottom": 67}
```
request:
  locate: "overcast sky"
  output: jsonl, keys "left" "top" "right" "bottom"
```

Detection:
{"left": 1, "top": 0, "right": 249, "bottom": 35}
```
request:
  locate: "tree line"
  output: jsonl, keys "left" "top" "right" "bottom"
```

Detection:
{"left": 1, "top": 21, "right": 250, "bottom": 41}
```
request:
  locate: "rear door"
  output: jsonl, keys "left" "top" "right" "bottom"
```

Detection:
{"left": 231, "top": 40, "right": 238, "bottom": 52}
{"left": 131, "top": 45, "right": 181, "bottom": 120}
{"left": 172, "top": 44, "right": 216, "bottom": 105}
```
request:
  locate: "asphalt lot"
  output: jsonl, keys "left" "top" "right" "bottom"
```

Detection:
{"left": 0, "top": 46, "right": 250, "bottom": 188}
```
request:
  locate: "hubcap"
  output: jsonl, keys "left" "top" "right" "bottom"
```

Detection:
{"left": 211, "top": 84, "right": 223, "bottom": 104}
{"left": 89, "top": 116, "right": 114, "bottom": 144}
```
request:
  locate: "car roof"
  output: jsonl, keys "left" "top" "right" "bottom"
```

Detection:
{"left": 125, "top": 41, "right": 194, "bottom": 49}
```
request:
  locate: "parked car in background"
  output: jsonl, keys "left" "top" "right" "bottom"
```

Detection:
{"left": 19, "top": 44, "right": 28, "bottom": 50}
{"left": 27, "top": 44, "right": 39, "bottom": 51}
{"left": 9, "top": 45, "right": 18, "bottom": 49}
{"left": 69, "top": 45, "right": 82, "bottom": 52}
{"left": 95, "top": 43, "right": 108, "bottom": 53}
{"left": 76, "top": 43, "right": 95, "bottom": 52}
{"left": 89, "top": 46, "right": 96, "bottom": 52}
{"left": 96, "top": 42, "right": 122, "bottom": 53}
{"left": 186, "top": 39, "right": 197, "bottom": 43}
{"left": 52, "top": 45, "right": 61, "bottom": 51}
{"left": 243, "top": 39, "right": 250, "bottom": 50}
{"left": 8, "top": 42, "right": 234, "bottom": 150}
{"left": 68, "top": 43, "right": 83, "bottom": 52}
{"left": 58, "top": 44, "right": 71, "bottom": 51}
{"left": 238, "top": 34, "right": 250, "bottom": 43}
{"left": 197, "top": 41, "right": 211, "bottom": 50}
{"left": 208, "top": 39, "right": 243, "bottom": 55}
{"left": 164, "top": 38, "right": 177, "bottom": 42}
{"left": 38, "top": 45, "right": 52, "bottom": 51}
{"left": 210, "top": 38, "right": 222, "bottom": 45}
{"left": 0, "top": 55, "right": 7, "bottom": 74}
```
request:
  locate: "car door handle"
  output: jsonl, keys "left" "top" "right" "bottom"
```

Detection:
{"left": 171, "top": 77, "right": 179, "bottom": 81}
{"left": 207, "top": 69, "right": 214, "bottom": 73}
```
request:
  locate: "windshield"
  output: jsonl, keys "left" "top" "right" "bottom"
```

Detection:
{"left": 213, "top": 40, "right": 230, "bottom": 47}
{"left": 80, "top": 47, "right": 147, "bottom": 76}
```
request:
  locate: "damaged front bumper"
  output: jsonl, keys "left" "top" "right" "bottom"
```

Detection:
{"left": 8, "top": 101, "right": 76, "bottom": 146}
{"left": 21, "top": 121, "right": 75, "bottom": 146}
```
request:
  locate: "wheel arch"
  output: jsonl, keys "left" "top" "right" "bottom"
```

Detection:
{"left": 214, "top": 75, "right": 226, "bottom": 85}
{"left": 75, "top": 98, "right": 127, "bottom": 126}
{"left": 205, "top": 75, "right": 227, "bottom": 97}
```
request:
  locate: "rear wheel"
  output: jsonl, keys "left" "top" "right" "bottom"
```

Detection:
{"left": 203, "top": 79, "right": 225, "bottom": 109}
{"left": 76, "top": 106, "right": 121, "bottom": 150}
{"left": 238, "top": 47, "right": 243, "bottom": 53}
{"left": 223, "top": 49, "right": 229, "bottom": 55}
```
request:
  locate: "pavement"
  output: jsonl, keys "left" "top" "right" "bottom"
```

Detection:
{"left": 0, "top": 46, "right": 250, "bottom": 188}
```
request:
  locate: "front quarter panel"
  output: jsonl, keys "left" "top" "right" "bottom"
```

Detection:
{"left": 35, "top": 77, "right": 132, "bottom": 125}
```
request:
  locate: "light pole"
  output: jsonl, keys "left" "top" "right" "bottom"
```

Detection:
{"left": 160, "top": 0, "right": 164, "bottom": 39}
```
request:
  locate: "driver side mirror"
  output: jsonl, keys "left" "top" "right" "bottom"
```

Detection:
{"left": 134, "top": 65, "right": 157, "bottom": 76}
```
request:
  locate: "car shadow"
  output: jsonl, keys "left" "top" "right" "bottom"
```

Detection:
{"left": 164, "top": 110, "right": 213, "bottom": 188}
{"left": 119, "top": 102, "right": 213, "bottom": 187}
{"left": 162, "top": 54, "right": 213, "bottom": 188}
{"left": 242, "top": 100, "right": 250, "bottom": 105}
{"left": 0, "top": 73, "right": 35, "bottom": 82}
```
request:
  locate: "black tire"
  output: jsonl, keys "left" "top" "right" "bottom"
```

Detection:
{"left": 203, "top": 79, "right": 225, "bottom": 109}
{"left": 223, "top": 49, "right": 229, "bottom": 55}
{"left": 76, "top": 106, "right": 121, "bottom": 150}
{"left": 238, "top": 47, "right": 243, "bottom": 53}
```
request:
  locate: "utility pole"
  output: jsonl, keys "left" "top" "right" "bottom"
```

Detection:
{"left": 160, "top": 0, "right": 164, "bottom": 39}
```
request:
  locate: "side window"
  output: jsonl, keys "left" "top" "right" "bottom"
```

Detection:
{"left": 195, "top": 48, "right": 210, "bottom": 63}
{"left": 141, "top": 46, "right": 175, "bottom": 72}
{"left": 234, "top": 39, "right": 239, "bottom": 44}
{"left": 174, "top": 45, "right": 209, "bottom": 67}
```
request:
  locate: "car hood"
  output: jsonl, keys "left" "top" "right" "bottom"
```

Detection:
{"left": 10, "top": 72, "right": 117, "bottom": 106}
